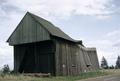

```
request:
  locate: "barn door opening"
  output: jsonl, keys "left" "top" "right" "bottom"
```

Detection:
{"left": 18, "top": 40, "right": 56, "bottom": 75}
{"left": 38, "top": 53, "right": 55, "bottom": 75}
{"left": 18, "top": 45, "right": 35, "bottom": 73}
{"left": 36, "top": 41, "right": 56, "bottom": 75}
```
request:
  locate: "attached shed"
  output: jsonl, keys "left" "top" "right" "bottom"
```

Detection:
{"left": 7, "top": 12, "right": 99, "bottom": 76}
{"left": 86, "top": 48, "right": 99, "bottom": 70}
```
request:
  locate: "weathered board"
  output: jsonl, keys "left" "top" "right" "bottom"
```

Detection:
{"left": 54, "top": 37, "right": 97, "bottom": 76}
{"left": 7, "top": 13, "right": 50, "bottom": 45}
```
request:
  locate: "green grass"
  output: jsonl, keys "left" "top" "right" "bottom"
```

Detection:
{"left": 101, "top": 69, "right": 120, "bottom": 74}
{"left": 0, "top": 70, "right": 108, "bottom": 81}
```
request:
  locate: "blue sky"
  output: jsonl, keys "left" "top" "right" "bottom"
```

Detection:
{"left": 0, "top": 0, "right": 120, "bottom": 69}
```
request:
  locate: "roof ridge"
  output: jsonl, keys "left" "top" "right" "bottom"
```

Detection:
{"left": 28, "top": 12, "right": 55, "bottom": 27}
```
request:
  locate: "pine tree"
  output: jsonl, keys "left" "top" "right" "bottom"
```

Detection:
{"left": 115, "top": 56, "right": 120, "bottom": 69}
{"left": 101, "top": 56, "right": 108, "bottom": 69}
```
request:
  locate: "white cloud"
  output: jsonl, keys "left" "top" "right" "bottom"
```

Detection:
{"left": 106, "top": 30, "right": 120, "bottom": 49}
{"left": 1, "top": 0, "right": 114, "bottom": 19}
{"left": 106, "top": 30, "right": 120, "bottom": 37}
{"left": 84, "top": 29, "right": 120, "bottom": 66}
{"left": 106, "top": 30, "right": 120, "bottom": 45}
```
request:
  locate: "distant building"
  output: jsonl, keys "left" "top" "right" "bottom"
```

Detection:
{"left": 7, "top": 12, "right": 99, "bottom": 76}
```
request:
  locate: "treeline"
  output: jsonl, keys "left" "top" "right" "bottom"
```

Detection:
{"left": 101, "top": 56, "right": 120, "bottom": 69}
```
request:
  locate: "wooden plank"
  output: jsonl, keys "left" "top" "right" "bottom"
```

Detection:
{"left": 8, "top": 14, "right": 50, "bottom": 45}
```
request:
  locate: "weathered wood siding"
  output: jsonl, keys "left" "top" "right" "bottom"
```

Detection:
{"left": 8, "top": 13, "right": 50, "bottom": 45}
{"left": 55, "top": 39, "right": 77, "bottom": 75}
{"left": 54, "top": 38, "right": 90, "bottom": 76}
{"left": 78, "top": 46, "right": 91, "bottom": 72}
{"left": 13, "top": 36, "right": 99, "bottom": 76}
{"left": 54, "top": 38, "right": 99, "bottom": 76}
{"left": 87, "top": 48, "right": 99, "bottom": 70}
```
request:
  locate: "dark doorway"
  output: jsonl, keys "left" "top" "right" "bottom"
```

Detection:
{"left": 18, "top": 44, "right": 35, "bottom": 73}
{"left": 17, "top": 40, "right": 56, "bottom": 75}
{"left": 36, "top": 41, "right": 56, "bottom": 75}
{"left": 38, "top": 53, "right": 55, "bottom": 75}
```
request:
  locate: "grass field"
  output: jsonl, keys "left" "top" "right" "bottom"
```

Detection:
{"left": 0, "top": 69, "right": 119, "bottom": 81}
{"left": 101, "top": 69, "right": 120, "bottom": 74}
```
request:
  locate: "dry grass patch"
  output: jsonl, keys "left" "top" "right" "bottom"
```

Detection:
{"left": 0, "top": 70, "right": 109, "bottom": 81}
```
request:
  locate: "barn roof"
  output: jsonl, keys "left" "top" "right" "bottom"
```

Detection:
{"left": 7, "top": 12, "right": 83, "bottom": 45}
{"left": 28, "top": 12, "right": 76, "bottom": 42}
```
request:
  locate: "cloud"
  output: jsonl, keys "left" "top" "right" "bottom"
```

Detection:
{"left": 106, "top": 30, "right": 120, "bottom": 37}
{"left": 106, "top": 30, "right": 120, "bottom": 47}
{"left": 0, "top": 0, "right": 24, "bottom": 20}
{"left": 84, "top": 29, "right": 120, "bottom": 66}
{"left": 0, "top": 0, "right": 117, "bottom": 20}
{"left": 0, "top": 0, "right": 7, "bottom": 5}
{"left": 113, "top": 43, "right": 120, "bottom": 47}
{"left": 111, "top": 0, "right": 120, "bottom": 11}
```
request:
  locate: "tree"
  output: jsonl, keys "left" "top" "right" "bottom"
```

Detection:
{"left": 115, "top": 56, "right": 120, "bottom": 69}
{"left": 2, "top": 64, "right": 10, "bottom": 73}
{"left": 109, "top": 65, "right": 114, "bottom": 69}
{"left": 101, "top": 56, "right": 108, "bottom": 69}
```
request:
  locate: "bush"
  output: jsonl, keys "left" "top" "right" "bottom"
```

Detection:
{"left": 2, "top": 64, "right": 10, "bottom": 74}
{"left": 109, "top": 65, "right": 114, "bottom": 69}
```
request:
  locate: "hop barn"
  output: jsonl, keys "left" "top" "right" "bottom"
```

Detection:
{"left": 7, "top": 12, "right": 99, "bottom": 76}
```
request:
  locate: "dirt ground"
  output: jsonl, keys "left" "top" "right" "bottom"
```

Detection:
{"left": 78, "top": 72, "right": 120, "bottom": 81}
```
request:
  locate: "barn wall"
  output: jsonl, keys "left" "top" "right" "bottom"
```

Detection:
{"left": 54, "top": 38, "right": 91, "bottom": 76}
{"left": 87, "top": 49, "right": 99, "bottom": 70}
{"left": 79, "top": 47, "right": 99, "bottom": 71}
{"left": 8, "top": 13, "right": 50, "bottom": 45}
{"left": 55, "top": 40, "right": 77, "bottom": 76}
{"left": 78, "top": 46, "right": 92, "bottom": 72}
{"left": 54, "top": 38, "right": 99, "bottom": 76}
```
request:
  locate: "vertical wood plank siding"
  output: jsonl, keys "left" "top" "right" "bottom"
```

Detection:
{"left": 8, "top": 14, "right": 50, "bottom": 45}
{"left": 54, "top": 38, "right": 99, "bottom": 76}
{"left": 87, "top": 49, "right": 99, "bottom": 70}
{"left": 55, "top": 39, "right": 85, "bottom": 76}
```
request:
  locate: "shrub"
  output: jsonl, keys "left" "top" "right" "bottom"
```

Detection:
{"left": 2, "top": 64, "right": 10, "bottom": 74}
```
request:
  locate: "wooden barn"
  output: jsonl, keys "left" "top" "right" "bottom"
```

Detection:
{"left": 7, "top": 12, "right": 99, "bottom": 76}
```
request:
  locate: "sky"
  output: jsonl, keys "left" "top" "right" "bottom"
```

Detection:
{"left": 0, "top": 0, "right": 120, "bottom": 69}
